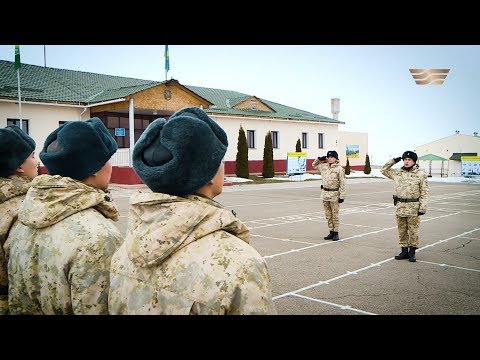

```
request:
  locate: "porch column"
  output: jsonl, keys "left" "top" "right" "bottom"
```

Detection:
{"left": 129, "top": 98, "right": 134, "bottom": 167}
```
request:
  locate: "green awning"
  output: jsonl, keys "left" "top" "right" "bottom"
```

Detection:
{"left": 449, "top": 153, "right": 477, "bottom": 160}
{"left": 418, "top": 154, "right": 447, "bottom": 161}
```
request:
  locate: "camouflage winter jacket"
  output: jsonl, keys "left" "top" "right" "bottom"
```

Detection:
{"left": 381, "top": 159, "right": 429, "bottom": 217}
{"left": 311, "top": 159, "right": 346, "bottom": 201}
{"left": 0, "top": 175, "right": 32, "bottom": 315}
{"left": 7, "top": 175, "right": 123, "bottom": 315}
{"left": 108, "top": 192, "right": 277, "bottom": 315}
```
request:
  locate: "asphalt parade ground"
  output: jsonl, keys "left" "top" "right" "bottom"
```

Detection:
{"left": 109, "top": 178, "right": 480, "bottom": 315}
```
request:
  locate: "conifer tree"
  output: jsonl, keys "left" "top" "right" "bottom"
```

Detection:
{"left": 235, "top": 126, "right": 249, "bottom": 179}
{"left": 364, "top": 154, "right": 372, "bottom": 174}
{"left": 345, "top": 158, "right": 351, "bottom": 175}
{"left": 262, "top": 131, "right": 275, "bottom": 178}
{"left": 295, "top": 139, "right": 301, "bottom": 152}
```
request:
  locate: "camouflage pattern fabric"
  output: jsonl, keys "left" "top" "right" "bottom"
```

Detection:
{"left": 396, "top": 215, "right": 420, "bottom": 247}
{"left": 323, "top": 200, "right": 340, "bottom": 231}
{"left": 312, "top": 159, "right": 346, "bottom": 201}
{"left": 381, "top": 159, "right": 429, "bottom": 217}
{"left": 109, "top": 192, "right": 277, "bottom": 315}
{"left": 0, "top": 175, "right": 32, "bottom": 315}
{"left": 7, "top": 175, "right": 123, "bottom": 315}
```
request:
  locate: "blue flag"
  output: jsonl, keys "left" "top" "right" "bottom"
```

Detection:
{"left": 165, "top": 45, "right": 170, "bottom": 72}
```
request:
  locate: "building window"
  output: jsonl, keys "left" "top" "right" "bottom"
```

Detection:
{"left": 271, "top": 131, "right": 279, "bottom": 149}
{"left": 95, "top": 114, "right": 153, "bottom": 148}
{"left": 7, "top": 119, "right": 29, "bottom": 134}
{"left": 247, "top": 130, "right": 256, "bottom": 149}
{"left": 301, "top": 132, "right": 308, "bottom": 149}
{"left": 318, "top": 133, "right": 324, "bottom": 149}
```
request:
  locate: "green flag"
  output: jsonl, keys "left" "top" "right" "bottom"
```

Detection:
{"left": 14, "top": 45, "right": 21, "bottom": 70}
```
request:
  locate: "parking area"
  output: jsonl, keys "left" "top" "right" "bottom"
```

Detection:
{"left": 109, "top": 178, "right": 480, "bottom": 315}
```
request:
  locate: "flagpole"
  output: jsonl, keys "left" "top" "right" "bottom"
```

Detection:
{"left": 14, "top": 45, "right": 23, "bottom": 130}
{"left": 17, "top": 69, "right": 22, "bottom": 131}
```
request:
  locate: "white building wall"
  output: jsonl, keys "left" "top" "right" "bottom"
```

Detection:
{"left": 416, "top": 134, "right": 480, "bottom": 160}
{"left": 1, "top": 103, "right": 369, "bottom": 170}
{"left": 416, "top": 133, "right": 480, "bottom": 177}
{"left": 211, "top": 115, "right": 340, "bottom": 162}
{"left": 0, "top": 102, "right": 90, "bottom": 164}
{"left": 337, "top": 131, "right": 369, "bottom": 167}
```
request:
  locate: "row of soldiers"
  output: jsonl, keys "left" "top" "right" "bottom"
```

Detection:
{"left": 311, "top": 149, "right": 429, "bottom": 263}
{"left": 0, "top": 107, "right": 276, "bottom": 315}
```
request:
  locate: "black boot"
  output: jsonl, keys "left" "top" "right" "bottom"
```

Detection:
{"left": 395, "top": 247, "right": 409, "bottom": 260}
{"left": 408, "top": 247, "right": 417, "bottom": 262}
{"left": 324, "top": 231, "right": 334, "bottom": 240}
{"left": 331, "top": 232, "right": 339, "bottom": 241}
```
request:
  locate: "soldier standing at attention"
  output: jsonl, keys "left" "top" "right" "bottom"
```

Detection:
{"left": 312, "top": 150, "right": 346, "bottom": 241}
{"left": 381, "top": 151, "right": 429, "bottom": 262}
{"left": 7, "top": 118, "right": 123, "bottom": 314}
{"left": 0, "top": 126, "right": 38, "bottom": 315}
{"left": 108, "top": 107, "right": 276, "bottom": 315}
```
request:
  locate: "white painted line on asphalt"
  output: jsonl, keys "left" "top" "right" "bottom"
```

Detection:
{"left": 416, "top": 260, "right": 480, "bottom": 273}
{"left": 230, "top": 197, "right": 315, "bottom": 208}
{"left": 288, "top": 293, "right": 378, "bottom": 315}
{"left": 272, "top": 228, "right": 480, "bottom": 311}
{"left": 418, "top": 228, "right": 480, "bottom": 250}
{"left": 264, "top": 226, "right": 398, "bottom": 259}
{"left": 458, "top": 236, "right": 480, "bottom": 241}
{"left": 250, "top": 234, "right": 314, "bottom": 245}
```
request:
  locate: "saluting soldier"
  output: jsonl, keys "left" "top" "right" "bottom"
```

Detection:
{"left": 312, "top": 150, "right": 346, "bottom": 241}
{"left": 0, "top": 126, "right": 37, "bottom": 315}
{"left": 381, "top": 151, "right": 429, "bottom": 262}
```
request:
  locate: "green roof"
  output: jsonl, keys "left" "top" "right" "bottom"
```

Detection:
{"left": 185, "top": 84, "right": 341, "bottom": 123}
{"left": 0, "top": 60, "right": 159, "bottom": 103}
{"left": 418, "top": 154, "right": 448, "bottom": 161}
{"left": 449, "top": 153, "right": 477, "bottom": 160}
{"left": 0, "top": 60, "right": 343, "bottom": 124}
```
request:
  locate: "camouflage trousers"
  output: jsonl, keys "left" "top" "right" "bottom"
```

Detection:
{"left": 0, "top": 296, "right": 7, "bottom": 315}
{"left": 323, "top": 200, "right": 339, "bottom": 231}
{"left": 396, "top": 215, "right": 420, "bottom": 247}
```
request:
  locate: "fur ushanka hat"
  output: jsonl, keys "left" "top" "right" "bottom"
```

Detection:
{"left": 0, "top": 125, "right": 36, "bottom": 178}
{"left": 40, "top": 118, "right": 117, "bottom": 180}
{"left": 133, "top": 107, "right": 228, "bottom": 196}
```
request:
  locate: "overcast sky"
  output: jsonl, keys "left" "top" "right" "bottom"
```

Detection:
{"left": 1, "top": 45, "right": 478, "bottom": 165}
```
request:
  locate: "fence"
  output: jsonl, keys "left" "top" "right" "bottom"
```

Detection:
{"left": 111, "top": 148, "right": 130, "bottom": 166}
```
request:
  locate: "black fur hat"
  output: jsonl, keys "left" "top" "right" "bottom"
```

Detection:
{"left": 0, "top": 125, "right": 36, "bottom": 177}
{"left": 327, "top": 150, "right": 339, "bottom": 160}
{"left": 40, "top": 118, "right": 117, "bottom": 180}
{"left": 133, "top": 107, "right": 228, "bottom": 196}
{"left": 402, "top": 150, "right": 418, "bottom": 163}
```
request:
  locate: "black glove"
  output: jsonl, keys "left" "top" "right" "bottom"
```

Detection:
{"left": 418, "top": 211, "right": 425, "bottom": 216}
{"left": 338, "top": 198, "right": 344, "bottom": 203}
{"left": 318, "top": 156, "right": 327, "bottom": 161}
{"left": 394, "top": 157, "right": 402, "bottom": 163}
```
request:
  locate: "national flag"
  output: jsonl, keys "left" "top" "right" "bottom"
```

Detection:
{"left": 165, "top": 45, "right": 170, "bottom": 72}
{"left": 14, "top": 45, "right": 21, "bottom": 70}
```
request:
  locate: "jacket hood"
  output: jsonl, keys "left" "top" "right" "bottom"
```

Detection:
{"left": 0, "top": 175, "right": 32, "bottom": 204}
{"left": 18, "top": 174, "right": 118, "bottom": 229}
{"left": 125, "top": 192, "right": 249, "bottom": 268}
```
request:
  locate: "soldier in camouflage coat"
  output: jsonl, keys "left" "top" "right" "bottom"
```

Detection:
{"left": 109, "top": 107, "right": 276, "bottom": 315}
{"left": 381, "top": 151, "right": 428, "bottom": 262}
{"left": 0, "top": 125, "right": 37, "bottom": 315}
{"left": 312, "top": 150, "right": 346, "bottom": 241}
{"left": 7, "top": 118, "right": 123, "bottom": 314}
